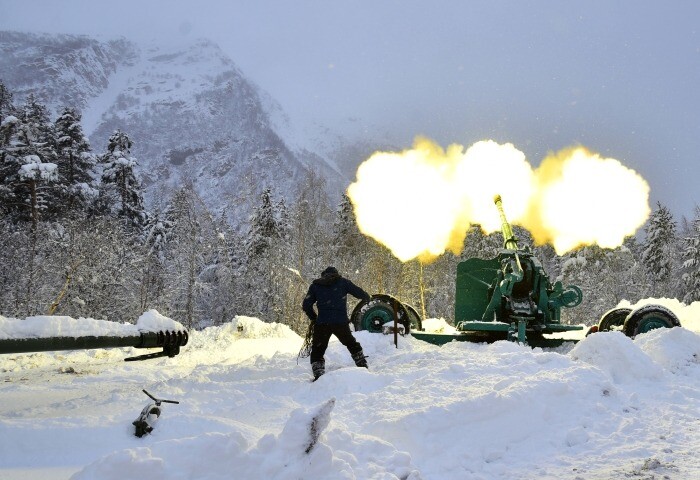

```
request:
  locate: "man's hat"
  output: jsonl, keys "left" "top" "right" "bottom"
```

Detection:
{"left": 322, "top": 266, "right": 338, "bottom": 276}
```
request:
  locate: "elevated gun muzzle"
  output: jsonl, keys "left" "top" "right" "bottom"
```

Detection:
{"left": 494, "top": 194, "right": 518, "bottom": 250}
{"left": 493, "top": 195, "right": 523, "bottom": 296}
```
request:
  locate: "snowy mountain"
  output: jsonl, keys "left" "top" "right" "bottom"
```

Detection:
{"left": 0, "top": 31, "right": 134, "bottom": 114}
{"left": 0, "top": 30, "right": 357, "bottom": 224}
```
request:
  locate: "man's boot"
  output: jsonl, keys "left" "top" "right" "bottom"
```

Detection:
{"left": 351, "top": 350, "right": 368, "bottom": 369}
{"left": 311, "top": 360, "right": 325, "bottom": 381}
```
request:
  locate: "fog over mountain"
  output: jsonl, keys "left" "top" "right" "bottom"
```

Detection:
{"left": 0, "top": 30, "right": 379, "bottom": 225}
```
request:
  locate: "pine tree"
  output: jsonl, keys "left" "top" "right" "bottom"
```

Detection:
{"left": 243, "top": 187, "right": 281, "bottom": 319}
{"left": 680, "top": 205, "right": 700, "bottom": 303}
{"left": 0, "top": 81, "right": 16, "bottom": 130}
{"left": 99, "top": 129, "right": 146, "bottom": 231}
{"left": 0, "top": 83, "right": 19, "bottom": 217}
{"left": 276, "top": 196, "right": 291, "bottom": 244}
{"left": 54, "top": 107, "right": 97, "bottom": 215}
{"left": 0, "top": 95, "right": 59, "bottom": 225}
{"left": 331, "top": 192, "right": 365, "bottom": 272}
{"left": 142, "top": 207, "right": 174, "bottom": 262}
{"left": 420, "top": 253, "right": 459, "bottom": 321}
{"left": 642, "top": 202, "right": 678, "bottom": 297}
{"left": 245, "top": 187, "right": 279, "bottom": 259}
{"left": 138, "top": 207, "right": 173, "bottom": 311}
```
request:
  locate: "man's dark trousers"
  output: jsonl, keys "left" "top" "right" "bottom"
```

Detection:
{"left": 310, "top": 323, "right": 362, "bottom": 364}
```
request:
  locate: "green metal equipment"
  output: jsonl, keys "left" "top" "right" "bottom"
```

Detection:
{"left": 416, "top": 195, "right": 584, "bottom": 347}
{"left": 351, "top": 293, "right": 422, "bottom": 334}
{"left": 588, "top": 304, "right": 681, "bottom": 337}
{"left": 446, "top": 195, "right": 584, "bottom": 346}
{"left": 352, "top": 195, "right": 681, "bottom": 347}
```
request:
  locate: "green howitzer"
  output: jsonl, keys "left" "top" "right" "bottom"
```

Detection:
{"left": 450, "top": 195, "right": 583, "bottom": 345}
{"left": 351, "top": 195, "right": 584, "bottom": 347}
{"left": 0, "top": 329, "right": 188, "bottom": 361}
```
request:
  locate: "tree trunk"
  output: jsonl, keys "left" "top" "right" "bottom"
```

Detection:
{"left": 418, "top": 261, "right": 427, "bottom": 320}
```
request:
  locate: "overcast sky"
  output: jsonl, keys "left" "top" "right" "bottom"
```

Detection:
{"left": 2, "top": 0, "right": 699, "bottom": 221}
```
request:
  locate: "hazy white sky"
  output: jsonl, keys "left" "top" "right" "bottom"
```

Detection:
{"left": 2, "top": 0, "right": 699, "bottom": 220}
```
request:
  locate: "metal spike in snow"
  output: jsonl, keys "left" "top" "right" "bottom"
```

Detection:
{"left": 0, "top": 329, "right": 188, "bottom": 361}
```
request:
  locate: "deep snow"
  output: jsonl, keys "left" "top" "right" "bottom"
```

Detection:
{"left": 0, "top": 301, "right": 699, "bottom": 479}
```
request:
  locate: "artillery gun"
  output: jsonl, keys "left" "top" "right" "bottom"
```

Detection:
{"left": 0, "top": 325, "right": 188, "bottom": 361}
{"left": 352, "top": 195, "right": 681, "bottom": 346}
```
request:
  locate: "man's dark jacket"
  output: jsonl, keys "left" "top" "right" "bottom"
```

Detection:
{"left": 302, "top": 269, "right": 370, "bottom": 325}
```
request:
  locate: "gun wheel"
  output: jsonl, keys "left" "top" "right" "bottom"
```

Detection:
{"left": 351, "top": 294, "right": 416, "bottom": 333}
{"left": 623, "top": 305, "right": 681, "bottom": 338}
{"left": 597, "top": 307, "right": 632, "bottom": 332}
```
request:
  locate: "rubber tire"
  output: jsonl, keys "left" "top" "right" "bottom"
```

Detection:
{"left": 361, "top": 302, "right": 395, "bottom": 333}
{"left": 622, "top": 304, "right": 681, "bottom": 338}
{"left": 350, "top": 298, "right": 371, "bottom": 332}
{"left": 350, "top": 294, "right": 413, "bottom": 333}
{"left": 404, "top": 303, "right": 423, "bottom": 332}
{"left": 597, "top": 307, "right": 632, "bottom": 332}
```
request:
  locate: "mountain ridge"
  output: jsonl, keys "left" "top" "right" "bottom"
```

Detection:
{"left": 0, "top": 30, "right": 355, "bottom": 227}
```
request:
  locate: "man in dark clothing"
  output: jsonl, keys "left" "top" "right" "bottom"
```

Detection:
{"left": 302, "top": 266, "right": 371, "bottom": 380}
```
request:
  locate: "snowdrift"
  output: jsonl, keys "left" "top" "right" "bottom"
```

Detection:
{"left": 0, "top": 305, "right": 699, "bottom": 479}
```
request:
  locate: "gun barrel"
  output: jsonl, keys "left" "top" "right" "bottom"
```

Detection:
{"left": 0, "top": 330, "right": 188, "bottom": 357}
{"left": 494, "top": 195, "right": 518, "bottom": 250}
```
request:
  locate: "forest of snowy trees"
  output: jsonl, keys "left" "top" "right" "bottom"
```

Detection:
{"left": 2, "top": 81, "right": 700, "bottom": 333}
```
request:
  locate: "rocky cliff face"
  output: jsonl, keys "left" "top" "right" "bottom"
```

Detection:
{"left": 0, "top": 31, "right": 349, "bottom": 225}
{"left": 0, "top": 31, "right": 136, "bottom": 114}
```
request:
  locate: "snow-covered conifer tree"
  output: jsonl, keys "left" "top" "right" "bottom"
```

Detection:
{"left": 0, "top": 81, "right": 15, "bottom": 129}
{"left": 276, "top": 196, "right": 291, "bottom": 244}
{"left": 138, "top": 207, "right": 173, "bottom": 311}
{"left": 0, "top": 95, "right": 59, "bottom": 225}
{"left": 289, "top": 171, "right": 334, "bottom": 277}
{"left": 99, "top": 129, "right": 146, "bottom": 231}
{"left": 331, "top": 192, "right": 366, "bottom": 273}
{"left": 680, "top": 205, "right": 700, "bottom": 303}
{"left": 642, "top": 202, "right": 678, "bottom": 297}
{"left": 245, "top": 187, "right": 278, "bottom": 259}
{"left": 54, "top": 107, "right": 97, "bottom": 215}
{"left": 0, "top": 83, "right": 18, "bottom": 216}
{"left": 142, "top": 207, "right": 174, "bottom": 262}
{"left": 243, "top": 187, "right": 282, "bottom": 319}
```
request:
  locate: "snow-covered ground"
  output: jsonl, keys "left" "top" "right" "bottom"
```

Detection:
{"left": 1, "top": 303, "right": 699, "bottom": 480}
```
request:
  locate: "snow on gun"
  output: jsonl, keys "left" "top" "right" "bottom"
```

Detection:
{"left": 351, "top": 196, "right": 682, "bottom": 347}
{"left": 0, "top": 311, "right": 188, "bottom": 361}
